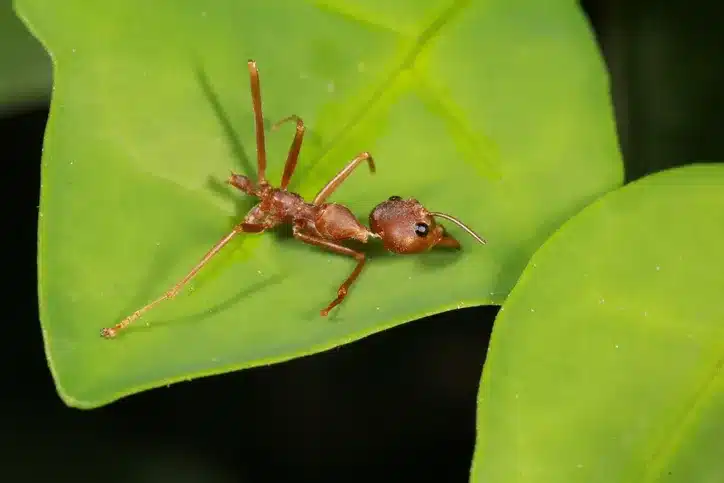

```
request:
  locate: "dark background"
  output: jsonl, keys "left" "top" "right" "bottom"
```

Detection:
{"left": 2, "top": 1, "right": 723, "bottom": 481}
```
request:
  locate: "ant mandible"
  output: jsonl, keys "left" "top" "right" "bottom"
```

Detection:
{"left": 100, "top": 60, "right": 486, "bottom": 338}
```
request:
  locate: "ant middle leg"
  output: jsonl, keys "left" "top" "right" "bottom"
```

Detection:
{"left": 247, "top": 60, "right": 268, "bottom": 185}
{"left": 292, "top": 226, "right": 367, "bottom": 316}
{"left": 313, "top": 152, "right": 376, "bottom": 205}
{"left": 271, "top": 115, "right": 306, "bottom": 190}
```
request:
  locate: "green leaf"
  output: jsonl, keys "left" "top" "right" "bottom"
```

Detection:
{"left": 20, "top": 0, "right": 623, "bottom": 407}
{"left": 0, "top": 0, "right": 50, "bottom": 112}
{"left": 472, "top": 164, "right": 724, "bottom": 482}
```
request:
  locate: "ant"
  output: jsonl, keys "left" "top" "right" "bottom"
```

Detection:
{"left": 100, "top": 60, "right": 486, "bottom": 339}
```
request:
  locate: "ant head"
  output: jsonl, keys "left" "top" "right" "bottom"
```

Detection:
{"left": 369, "top": 196, "right": 487, "bottom": 254}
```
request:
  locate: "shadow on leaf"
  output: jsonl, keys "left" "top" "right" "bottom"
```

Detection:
{"left": 121, "top": 273, "right": 287, "bottom": 336}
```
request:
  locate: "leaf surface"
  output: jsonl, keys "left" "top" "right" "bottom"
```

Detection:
{"left": 472, "top": 164, "right": 724, "bottom": 482}
{"left": 19, "top": 0, "right": 623, "bottom": 407}
{"left": 0, "top": 1, "right": 50, "bottom": 112}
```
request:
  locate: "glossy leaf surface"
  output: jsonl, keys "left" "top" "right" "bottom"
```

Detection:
{"left": 19, "top": 0, "right": 623, "bottom": 407}
{"left": 472, "top": 164, "right": 724, "bottom": 482}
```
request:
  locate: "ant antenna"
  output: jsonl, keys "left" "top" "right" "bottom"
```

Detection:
{"left": 430, "top": 212, "right": 487, "bottom": 245}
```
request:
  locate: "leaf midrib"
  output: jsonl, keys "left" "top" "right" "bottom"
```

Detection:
{"left": 294, "top": 0, "right": 473, "bottom": 186}
{"left": 642, "top": 351, "right": 724, "bottom": 481}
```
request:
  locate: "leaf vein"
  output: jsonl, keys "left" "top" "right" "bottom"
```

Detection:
{"left": 643, "top": 350, "right": 724, "bottom": 481}
{"left": 295, "top": 0, "right": 474, "bottom": 185}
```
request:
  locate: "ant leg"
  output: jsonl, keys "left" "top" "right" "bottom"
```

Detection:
{"left": 270, "top": 115, "right": 306, "bottom": 190}
{"left": 248, "top": 60, "right": 267, "bottom": 185}
{"left": 292, "top": 226, "right": 366, "bottom": 316}
{"left": 312, "top": 152, "right": 375, "bottom": 205}
{"left": 101, "top": 222, "right": 265, "bottom": 338}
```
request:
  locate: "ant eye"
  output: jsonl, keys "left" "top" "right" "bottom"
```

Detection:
{"left": 388, "top": 195, "right": 402, "bottom": 201}
{"left": 414, "top": 222, "right": 429, "bottom": 237}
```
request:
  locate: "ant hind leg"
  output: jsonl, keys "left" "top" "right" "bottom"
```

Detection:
{"left": 100, "top": 222, "right": 266, "bottom": 338}
{"left": 247, "top": 60, "right": 268, "bottom": 185}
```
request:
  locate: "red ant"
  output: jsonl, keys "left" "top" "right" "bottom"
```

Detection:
{"left": 101, "top": 60, "right": 486, "bottom": 338}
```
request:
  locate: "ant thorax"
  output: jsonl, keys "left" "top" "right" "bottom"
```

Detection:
{"left": 313, "top": 203, "right": 374, "bottom": 243}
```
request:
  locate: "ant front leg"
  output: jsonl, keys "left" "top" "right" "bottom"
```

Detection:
{"left": 271, "top": 115, "right": 306, "bottom": 190}
{"left": 313, "top": 152, "right": 375, "bottom": 205}
{"left": 292, "top": 225, "right": 367, "bottom": 316}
